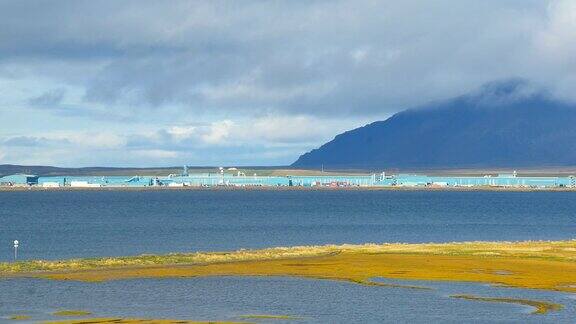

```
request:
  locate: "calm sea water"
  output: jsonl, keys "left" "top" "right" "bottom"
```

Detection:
{"left": 1, "top": 190, "right": 575, "bottom": 261}
{"left": 1, "top": 190, "right": 576, "bottom": 323}
{"left": 1, "top": 276, "right": 575, "bottom": 323}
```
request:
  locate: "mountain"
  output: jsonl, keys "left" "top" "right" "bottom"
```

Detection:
{"left": 0, "top": 164, "right": 288, "bottom": 177}
{"left": 292, "top": 80, "right": 576, "bottom": 169}
{"left": 0, "top": 164, "right": 182, "bottom": 177}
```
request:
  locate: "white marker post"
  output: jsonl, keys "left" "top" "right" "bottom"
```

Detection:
{"left": 13, "top": 240, "right": 19, "bottom": 261}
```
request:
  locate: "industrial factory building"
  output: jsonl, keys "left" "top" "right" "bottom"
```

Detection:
{"left": 0, "top": 168, "right": 574, "bottom": 189}
{"left": 0, "top": 174, "right": 39, "bottom": 186}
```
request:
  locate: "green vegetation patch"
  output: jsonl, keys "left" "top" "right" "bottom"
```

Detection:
{"left": 10, "top": 315, "right": 32, "bottom": 320}
{"left": 451, "top": 294, "right": 563, "bottom": 315}
{"left": 3, "top": 240, "right": 576, "bottom": 275}
{"left": 0, "top": 247, "right": 337, "bottom": 273}
{"left": 43, "top": 318, "right": 252, "bottom": 324}
{"left": 52, "top": 310, "right": 92, "bottom": 317}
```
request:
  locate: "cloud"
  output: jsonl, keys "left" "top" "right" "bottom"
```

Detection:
{"left": 1, "top": 0, "right": 576, "bottom": 166}
{"left": 535, "top": 0, "right": 576, "bottom": 61}
{"left": 28, "top": 88, "right": 66, "bottom": 106}
{"left": 531, "top": 0, "right": 576, "bottom": 99}
{"left": 238, "top": 115, "right": 353, "bottom": 144}
{"left": 69, "top": 133, "right": 126, "bottom": 149}
{"left": 0, "top": 114, "right": 358, "bottom": 166}
{"left": 131, "top": 149, "right": 179, "bottom": 160}
{"left": 200, "top": 120, "right": 234, "bottom": 144}
{"left": 2, "top": 136, "right": 69, "bottom": 147}
{"left": 128, "top": 115, "right": 357, "bottom": 149}
{"left": 125, "top": 123, "right": 233, "bottom": 149}
{"left": 3, "top": 133, "right": 125, "bottom": 149}
{"left": 4, "top": 0, "right": 573, "bottom": 117}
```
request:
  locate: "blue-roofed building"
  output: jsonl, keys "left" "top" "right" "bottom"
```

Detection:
{"left": 0, "top": 174, "right": 39, "bottom": 186}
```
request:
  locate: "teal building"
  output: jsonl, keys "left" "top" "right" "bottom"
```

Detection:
{"left": 0, "top": 174, "right": 39, "bottom": 185}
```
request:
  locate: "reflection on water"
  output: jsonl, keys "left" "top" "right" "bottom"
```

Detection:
{"left": 1, "top": 276, "right": 574, "bottom": 323}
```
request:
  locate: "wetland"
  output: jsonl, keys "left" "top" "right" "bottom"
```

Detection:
{"left": 2, "top": 190, "right": 576, "bottom": 322}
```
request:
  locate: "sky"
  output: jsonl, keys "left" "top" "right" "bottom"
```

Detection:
{"left": 0, "top": 0, "right": 575, "bottom": 167}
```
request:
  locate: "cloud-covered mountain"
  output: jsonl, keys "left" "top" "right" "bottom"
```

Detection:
{"left": 292, "top": 80, "right": 576, "bottom": 169}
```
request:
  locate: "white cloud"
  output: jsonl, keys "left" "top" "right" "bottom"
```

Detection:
{"left": 131, "top": 149, "right": 179, "bottom": 159}
{"left": 0, "top": 113, "right": 367, "bottom": 166}
{"left": 238, "top": 115, "right": 358, "bottom": 144}
{"left": 159, "top": 121, "right": 235, "bottom": 146}
{"left": 153, "top": 115, "right": 366, "bottom": 147}
{"left": 166, "top": 125, "right": 197, "bottom": 140}
{"left": 351, "top": 48, "right": 369, "bottom": 63}
{"left": 200, "top": 120, "right": 234, "bottom": 144}
{"left": 536, "top": 0, "right": 576, "bottom": 59}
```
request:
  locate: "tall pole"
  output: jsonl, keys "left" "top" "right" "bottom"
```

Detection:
{"left": 13, "top": 240, "right": 19, "bottom": 261}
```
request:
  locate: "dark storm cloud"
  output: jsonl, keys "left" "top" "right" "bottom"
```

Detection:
{"left": 4, "top": 0, "right": 573, "bottom": 122}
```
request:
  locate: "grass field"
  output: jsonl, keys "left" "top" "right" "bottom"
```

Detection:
{"left": 43, "top": 319, "right": 250, "bottom": 324}
{"left": 3, "top": 240, "right": 576, "bottom": 292}
{"left": 3, "top": 240, "right": 575, "bottom": 316}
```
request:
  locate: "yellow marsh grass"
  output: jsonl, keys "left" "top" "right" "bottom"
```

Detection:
{"left": 3, "top": 240, "right": 576, "bottom": 293}
{"left": 451, "top": 295, "right": 562, "bottom": 315}
{"left": 43, "top": 319, "right": 250, "bottom": 324}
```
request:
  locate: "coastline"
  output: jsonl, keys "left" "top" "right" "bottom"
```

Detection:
{"left": 3, "top": 240, "right": 576, "bottom": 292}
{"left": 3, "top": 240, "right": 574, "bottom": 318}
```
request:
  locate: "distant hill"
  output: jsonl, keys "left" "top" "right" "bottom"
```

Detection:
{"left": 292, "top": 80, "right": 576, "bottom": 169}
{"left": 0, "top": 165, "right": 294, "bottom": 177}
{"left": 0, "top": 164, "right": 182, "bottom": 177}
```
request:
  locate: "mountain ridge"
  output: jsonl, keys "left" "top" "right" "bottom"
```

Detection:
{"left": 292, "top": 80, "right": 576, "bottom": 169}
